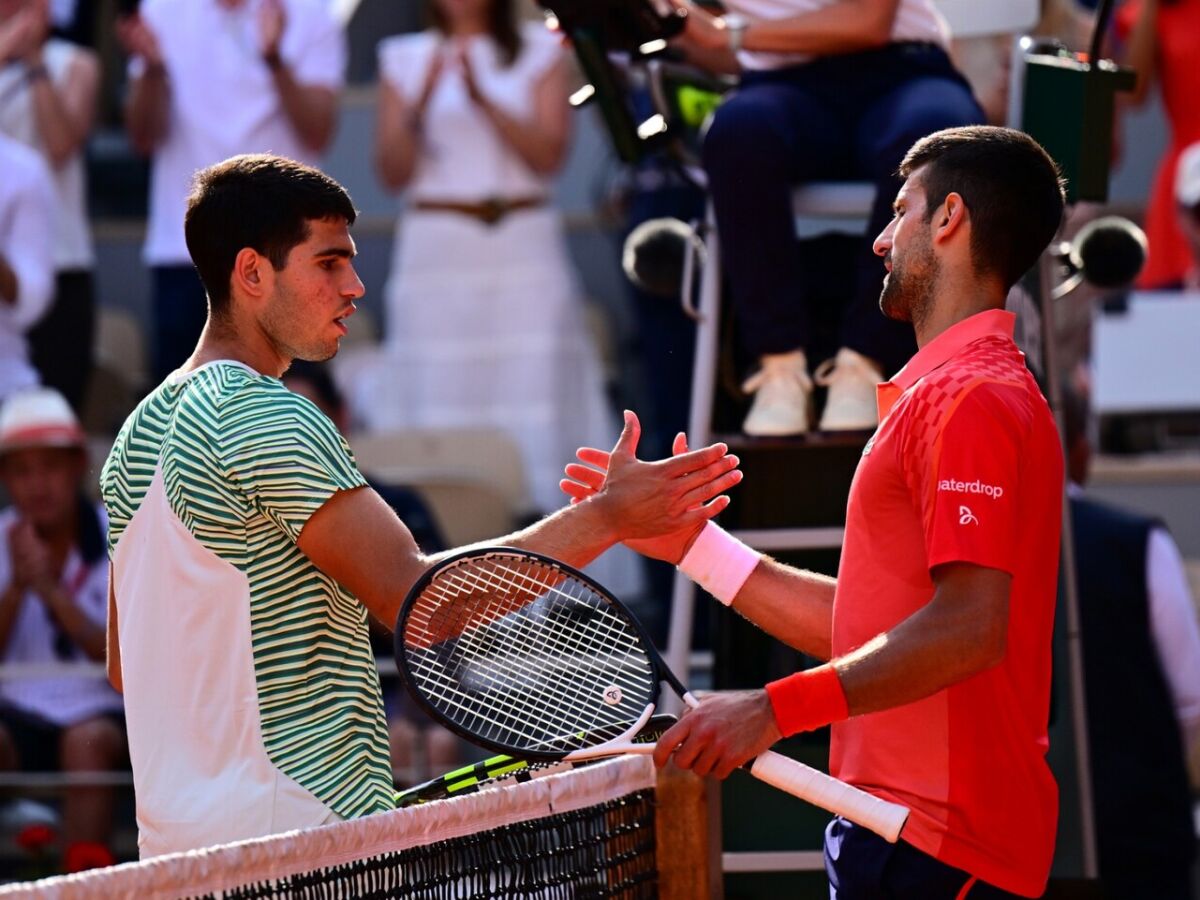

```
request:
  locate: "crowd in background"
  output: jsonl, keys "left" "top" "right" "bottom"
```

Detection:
{"left": 0, "top": 0, "right": 1198, "bottom": 891}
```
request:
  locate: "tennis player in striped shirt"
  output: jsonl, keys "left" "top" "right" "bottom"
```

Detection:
{"left": 99, "top": 154, "right": 742, "bottom": 858}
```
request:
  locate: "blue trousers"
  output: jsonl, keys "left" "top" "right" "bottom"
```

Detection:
{"left": 703, "top": 43, "right": 984, "bottom": 375}
{"left": 825, "top": 818, "right": 1024, "bottom": 899}
{"left": 151, "top": 264, "right": 209, "bottom": 384}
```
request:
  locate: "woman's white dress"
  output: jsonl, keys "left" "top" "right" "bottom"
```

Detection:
{"left": 360, "top": 25, "right": 640, "bottom": 594}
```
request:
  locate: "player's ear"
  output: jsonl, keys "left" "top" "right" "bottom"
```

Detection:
{"left": 232, "top": 247, "right": 271, "bottom": 300}
{"left": 933, "top": 191, "right": 967, "bottom": 245}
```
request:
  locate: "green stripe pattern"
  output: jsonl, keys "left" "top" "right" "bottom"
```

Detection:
{"left": 101, "top": 364, "right": 393, "bottom": 820}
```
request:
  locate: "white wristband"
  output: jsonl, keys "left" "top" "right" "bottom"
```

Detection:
{"left": 677, "top": 522, "right": 761, "bottom": 606}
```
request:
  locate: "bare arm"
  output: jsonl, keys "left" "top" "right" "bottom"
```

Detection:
{"left": 0, "top": 584, "right": 23, "bottom": 656}
{"left": 724, "top": 558, "right": 837, "bottom": 661}
{"left": 106, "top": 571, "right": 121, "bottom": 693}
{"left": 298, "top": 412, "right": 741, "bottom": 628}
{"left": 0, "top": 254, "right": 16, "bottom": 307}
{"left": 36, "top": 580, "right": 106, "bottom": 661}
{"left": 117, "top": 15, "right": 170, "bottom": 156}
{"left": 267, "top": 61, "right": 338, "bottom": 154}
{"left": 653, "top": 563, "right": 1011, "bottom": 778}
{"left": 464, "top": 51, "right": 571, "bottom": 176}
{"left": 679, "top": 0, "right": 900, "bottom": 59}
{"left": 27, "top": 48, "right": 100, "bottom": 169}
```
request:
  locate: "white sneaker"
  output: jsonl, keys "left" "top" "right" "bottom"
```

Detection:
{"left": 815, "top": 348, "right": 882, "bottom": 431}
{"left": 742, "top": 350, "right": 813, "bottom": 436}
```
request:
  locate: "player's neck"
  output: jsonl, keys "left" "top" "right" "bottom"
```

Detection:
{"left": 183, "top": 316, "right": 289, "bottom": 379}
{"left": 914, "top": 274, "right": 1006, "bottom": 348}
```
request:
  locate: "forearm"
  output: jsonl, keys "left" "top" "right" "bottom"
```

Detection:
{"left": 740, "top": 0, "right": 897, "bottom": 56}
{"left": 125, "top": 68, "right": 170, "bottom": 156}
{"left": 833, "top": 589, "right": 1006, "bottom": 716}
{"left": 478, "top": 103, "right": 565, "bottom": 177}
{"left": 39, "top": 585, "right": 106, "bottom": 660}
{"left": 269, "top": 62, "right": 336, "bottom": 154}
{"left": 729, "top": 557, "right": 835, "bottom": 659}
{"left": 374, "top": 106, "right": 423, "bottom": 191}
{"left": 28, "top": 71, "right": 84, "bottom": 168}
{"left": 430, "top": 499, "right": 617, "bottom": 578}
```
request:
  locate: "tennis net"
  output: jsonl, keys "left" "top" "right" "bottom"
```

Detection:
{"left": 0, "top": 756, "right": 659, "bottom": 900}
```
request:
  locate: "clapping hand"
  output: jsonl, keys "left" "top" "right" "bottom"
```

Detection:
{"left": 258, "top": 0, "right": 287, "bottom": 62}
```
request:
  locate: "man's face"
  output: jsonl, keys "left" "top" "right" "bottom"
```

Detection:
{"left": 260, "top": 217, "right": 364, "bottom": 365}
{"left": 0, "top": 447, "right": 82, "bottom": 530}
{"left": 873, "top": 171, "right": 940, "bottom": 325}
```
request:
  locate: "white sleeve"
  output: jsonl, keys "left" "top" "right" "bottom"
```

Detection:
{"left": 291, "top": 3, "right": 346, "bottom": 90}
{"left": 1146, "top": 527, "right": 1200, "bottom": 752}
{"left": 2, "top": 156, "right": 56, "bottom": 330}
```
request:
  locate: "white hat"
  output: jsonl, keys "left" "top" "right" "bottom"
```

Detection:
{"left": 1176, "top": 142, "right": 1200, "bottom": 208}
{"left": 0, "top": 388, "right": 85, "bottom": 454}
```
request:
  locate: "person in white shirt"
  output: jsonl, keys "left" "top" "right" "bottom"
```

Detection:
{"left": 672, "top": 0, "right": 983, "bottom": 436}
{"left": 0, "top": 131, "right": 54, "bottom": 404}
{"left": 116, "top": 0, "right": 345, "bottom": 383}
{"left": 0, "top": 0, "right": 100, "bottom": 412}
{"left": 0, "top": 388, "right": 125, "bottom": 874}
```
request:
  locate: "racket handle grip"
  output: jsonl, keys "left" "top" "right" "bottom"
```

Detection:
{"left": 748, "top": 750, "right": 909, "bottom": 843}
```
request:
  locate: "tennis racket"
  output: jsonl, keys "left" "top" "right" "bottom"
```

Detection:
{"left": 396, "top": 714, "right": 678, "bottom": 807}
{"left": 395, "top": 548, "right": 909, "bottom": 841}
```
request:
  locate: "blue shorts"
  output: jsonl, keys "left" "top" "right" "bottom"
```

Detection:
{"left": 825, "top": 817, "right": 1024, "bottom": 899}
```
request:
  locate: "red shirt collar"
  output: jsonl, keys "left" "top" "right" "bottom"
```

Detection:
{"left": 876, "top": 309, "right": 1016, "bottom": 419}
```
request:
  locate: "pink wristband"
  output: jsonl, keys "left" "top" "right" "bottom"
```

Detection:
{"left": 765, "top": 665, "right": 849, "bottom": 737}
{"left": 677, "top": 521, "right": 760, "bottom": 606}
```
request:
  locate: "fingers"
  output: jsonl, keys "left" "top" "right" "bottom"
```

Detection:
{"left": 677, "top": 464, "right": 743, "bottom": 511}
{"left": 671, "top": 432, "right": 689, "bottom": 457}
{"left": 610, "top": 410, "right": 642, "bottom": 459}
{"left": 576, "top": 446, "right": 610, "bottom": 469}
{"left": 661, "top": 440, "right": 728, "bottom": 477}
{"left": 563, "top": 463, "right": 604, "bottom": 491}
{"left": 652, "top": 716, "right": 693, "bottom": 769}
{"left": 558, "top": 479, "right": 592, "bottom": 502}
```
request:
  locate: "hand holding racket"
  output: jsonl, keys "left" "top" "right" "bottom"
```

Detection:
{"left": 396, "top": 548, "right": 909, "bottom": 842}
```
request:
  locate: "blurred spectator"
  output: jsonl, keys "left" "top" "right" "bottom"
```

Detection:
{"left": 1170, "top": 139, "right": 1200, "bottom": 290}
{"left": 672, "top": 0, "right": 984, "bottom": 436}
{"left": 0, "top": 388, "right": 124, "bottom": 873}
{"left": 1118, "top": 0, "right": 1200, "bottom": 290}
{"left": 0, "top": 0, "right": 100, "bottom": 413}
{"left": 117, "top": 0, "right": 345, "bottom": 383}
{"left": 1064, "top": 387, "right": 1200, "bottom": 900}
{"left": 366, "top": 0, "right": 616, "bottom": 519}
{"left": 0, "top": 131, "right": 54, "bottom": 404}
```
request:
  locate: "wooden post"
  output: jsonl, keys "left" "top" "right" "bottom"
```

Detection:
{"left": 656, "top": 762, "right": 724, "bottom": 900}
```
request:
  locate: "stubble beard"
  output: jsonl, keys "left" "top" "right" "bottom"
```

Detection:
{"left": 879, "top": 238, "right": 938, "bottom": 330}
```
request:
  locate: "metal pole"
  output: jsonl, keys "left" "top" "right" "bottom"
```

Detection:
{"left": 1039, "top": 253, "right": 1100, "bottom": 879}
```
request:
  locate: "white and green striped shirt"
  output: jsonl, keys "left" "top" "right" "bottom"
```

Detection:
{"left": 101, "top": 361, "right": 393, "bottom": 857}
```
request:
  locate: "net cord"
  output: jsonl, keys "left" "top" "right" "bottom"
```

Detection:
{"left": 0, "top": 757, "right": 657, "bottom": 900}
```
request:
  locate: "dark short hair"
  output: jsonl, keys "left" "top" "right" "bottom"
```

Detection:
{"left": 899, "top": 126, "right": 1066, "bottom": 290}
{"left": 184, "top": 154, "right": 357, "bottom": 314}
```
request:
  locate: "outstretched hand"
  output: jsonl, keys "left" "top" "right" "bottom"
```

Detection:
{"left": 562, "top": 424, "right": 739, "bottom": 562}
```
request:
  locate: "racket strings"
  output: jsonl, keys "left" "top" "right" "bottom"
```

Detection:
{"left": 414, "top": 563, "right": 649, "bottom": 747}
{"left": 403, "top": 557, "right": 657, "bottom": 754}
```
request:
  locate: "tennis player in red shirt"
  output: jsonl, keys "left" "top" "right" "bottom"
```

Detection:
{"left": 563, "top": 126, "right": 1067, "bottom": 898}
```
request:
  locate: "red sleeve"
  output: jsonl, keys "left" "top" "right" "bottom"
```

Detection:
{"left": 904, "top": 384, "right": 1027, "bottom": 576}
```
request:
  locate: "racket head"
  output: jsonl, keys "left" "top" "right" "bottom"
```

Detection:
{"left": 396, "top": 547, "right": 669, "bottom": 761}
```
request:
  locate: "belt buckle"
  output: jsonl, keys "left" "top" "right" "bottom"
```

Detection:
{"left": 480, "top": 197, "right": 508, "bottom": 226}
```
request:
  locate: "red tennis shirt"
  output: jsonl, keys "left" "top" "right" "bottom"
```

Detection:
{"left": 830, "top": 309, "right": 1063, "bottom": 897}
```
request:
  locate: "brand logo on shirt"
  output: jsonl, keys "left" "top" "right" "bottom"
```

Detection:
{"left": 938, "top": 478, "right": 1004, "bottom": 500}
{"left": 959, "top": 505, "right": 979, "bottom": 526}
